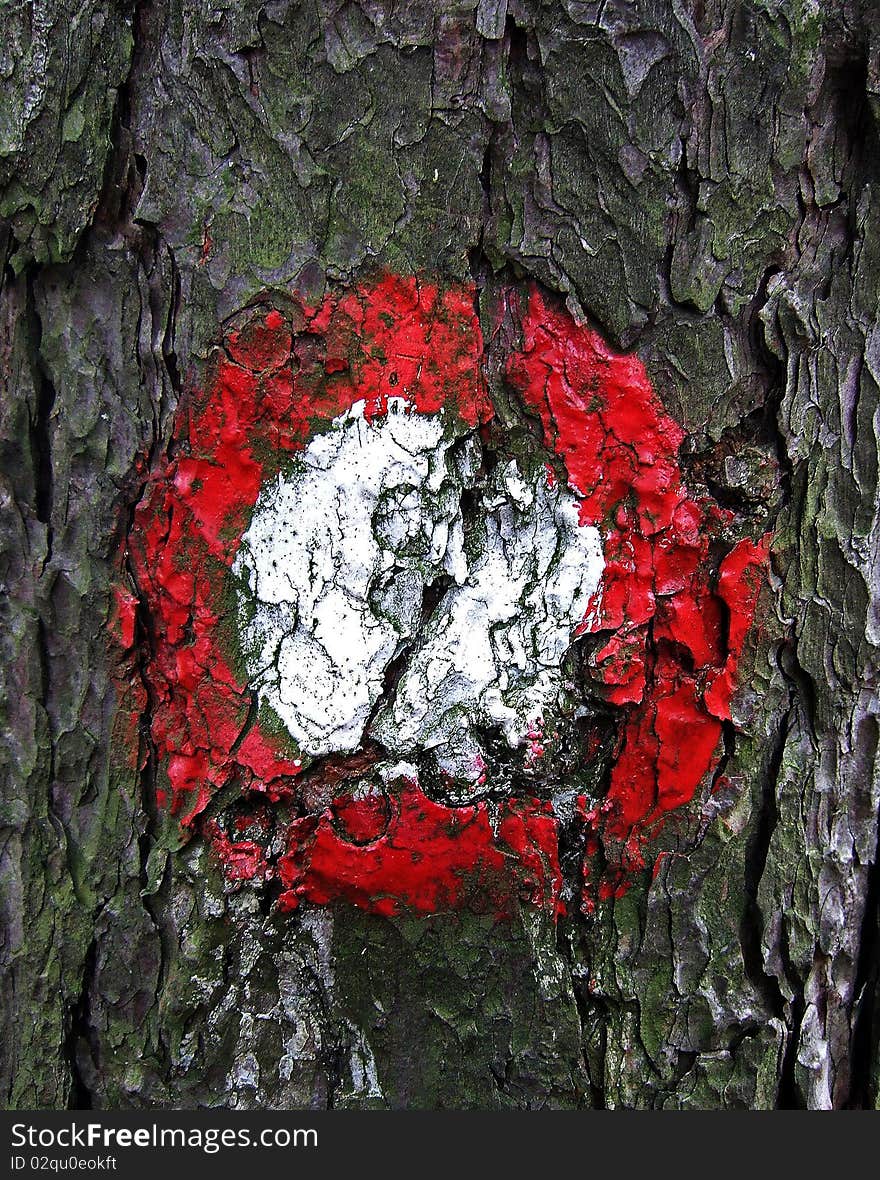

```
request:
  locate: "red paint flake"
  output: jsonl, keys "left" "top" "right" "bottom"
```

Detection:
{"left": 652, "top": 850, "right": 673, "bottom": 882}
{"left": 110, "top": 585, "right": 139, "bottom": 650}
{"left": 199, "top": 222, "right": 213, "bottom": 267}
{"left": 108, "top": 578, "right": 149, "bottom": 778}
{"left": 130, "top": 274, "right": 770, "bottom": 918}
{"left": 204, "top": 820, "right": 268, "bottom": 882}
{"left": 277, "top": 781, "right": 563, "bottom": 919}
{"left": 704, "top": 536, "right": 772, "bottom": 720}
{"left": 507, "top": 287, "right": 770, "bottom": 906}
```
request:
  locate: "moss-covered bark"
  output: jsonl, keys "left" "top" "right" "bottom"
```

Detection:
{"left": 1, "top": 0, "right": 878, "bottom": 1109}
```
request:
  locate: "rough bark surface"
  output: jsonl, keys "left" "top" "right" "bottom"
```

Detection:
{"left": 1, "top": 0, "right": 879, "bottom": 1109}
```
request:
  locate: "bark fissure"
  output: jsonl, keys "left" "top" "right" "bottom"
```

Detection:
{"left": 847, "top": 798, "right": 880, "bottom": 1107}
{"left": 64, "top": 939, "right": 97, "bottom": 1111}
{"left": 739, "top": 706, "right": 791, "bottom": 1028}
{"left": 24, "top": 273, "right": 55, "bottom": 553}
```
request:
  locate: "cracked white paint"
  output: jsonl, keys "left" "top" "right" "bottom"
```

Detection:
{"left": 233, "top": 399, "right": 463, "bottom": 756}
{"left": 372, "top": 458, "right": 604, "bottom": 789}
{"left": 234, "top": 400, "right": 605, "bottom": 786}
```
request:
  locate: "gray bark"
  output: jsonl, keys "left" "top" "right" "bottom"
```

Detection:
{"left": 1, "top": 0, "right": 879, "bottom": 1109}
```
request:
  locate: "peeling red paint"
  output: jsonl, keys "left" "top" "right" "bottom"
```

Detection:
{"left": 507, "top": 287, "right": 770, "bottom": 906}
{"left": 203, "top": 820, "right": 268, "bottom": 882}
{"left": 129, "top": 274, "right": 770, "bottom": 919}
{"left": 277, "top": 779, "right": 563, "bottom": 919}
{"left": 704, "top": 536, "right": 772, "bottom": 721}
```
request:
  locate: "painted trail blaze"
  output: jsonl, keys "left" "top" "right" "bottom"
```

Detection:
{"left": 128, "top": 274, "right": 769, "bottom": 918}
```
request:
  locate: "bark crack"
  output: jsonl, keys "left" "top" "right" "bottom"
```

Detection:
{"left": 24, "top": 270, "right": 55, "bottom": 564}
{"left": 846, "top": 795, "right": 880, "bottom": 1107}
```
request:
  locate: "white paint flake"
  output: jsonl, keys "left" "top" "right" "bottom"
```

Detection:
{"left": 234, "top": 401, "right": 605, "bottom": 787}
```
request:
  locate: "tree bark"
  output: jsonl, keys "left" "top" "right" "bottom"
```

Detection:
{"left": 1, "top": 0, "right": 879, "bottom": 1110}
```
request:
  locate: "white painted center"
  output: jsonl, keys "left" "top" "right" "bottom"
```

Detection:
{"left": 233, "top": 399, "right": 605, "bottom": 785}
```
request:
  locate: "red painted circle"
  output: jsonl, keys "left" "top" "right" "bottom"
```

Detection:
{"left": 128, "top": 275, "right": 769, "bottom": 917}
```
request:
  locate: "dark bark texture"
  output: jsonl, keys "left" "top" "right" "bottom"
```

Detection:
{"left": 2, "top": 0, "right": 879, "bottom": 1109}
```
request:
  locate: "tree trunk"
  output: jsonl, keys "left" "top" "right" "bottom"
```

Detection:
{"left": 2, "top": 0, "right": 879, "bottom": 1110}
